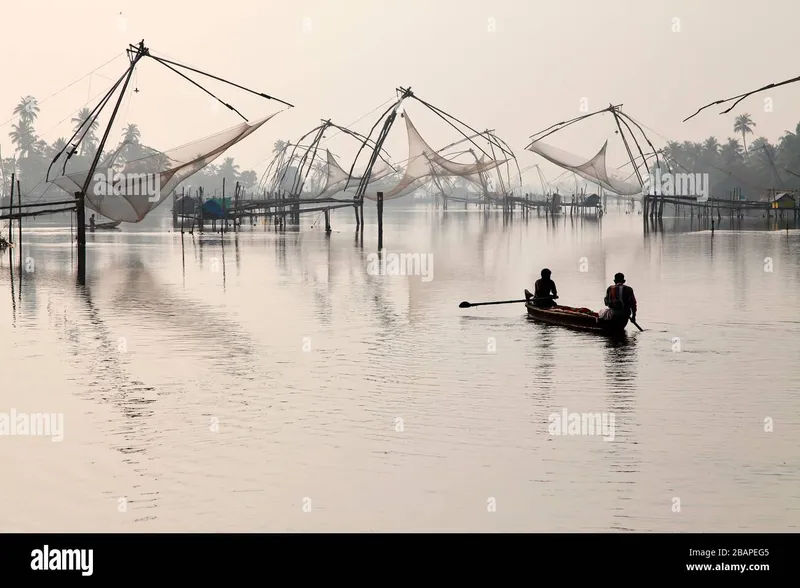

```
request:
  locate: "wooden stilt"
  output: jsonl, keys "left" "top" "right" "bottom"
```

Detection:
{"left": 17, "top": 179, "right": 22, "bottom": 268}
{"left": 377, "top": 191, "right": 384, "bottom": 250}
{"left": 8, "top": 173, "right": 14, "bottom": 243}
{"left": 76, "top": 191, "right": 86, "bottom": 282}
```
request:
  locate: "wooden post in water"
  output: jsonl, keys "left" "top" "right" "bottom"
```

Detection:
{"left": 8, "top": 173, "right": 14, "bottom": 243}
{"left": 234, "top": 181, "right": 240, "bottom": 231}
{"left": 199, "top": 187, "right": 205, "bottom": 232}
{"left": 359, "top": 196, "right": 364, "bottom": 240}
{"left": 377, "top": 191, "right": 384, "bottom": 250}
{"left": 324, "top": 208, "right": 331, "bottom": 233}
{"left": 17, "top": 179, "right": 22, "bottom": 267}
{"left": 222, "top": 177, "right": 226, "bottom": 234}
{"left": 173, "top": 189, "right": 179, "bottom": 226}
{"left": 75, "top": 191, "right": 86, "bottom": 281}
{"left": 354, "top": 201, "right": 360, "bottom": 232}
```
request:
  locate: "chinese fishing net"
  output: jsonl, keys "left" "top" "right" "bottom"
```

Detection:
{"left": 51, "top": 114, "right": 276, "bottom": 223}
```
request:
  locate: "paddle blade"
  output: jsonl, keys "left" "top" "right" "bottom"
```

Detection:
{"left": 458, "top": 301, "right": 471, "bottom": 308}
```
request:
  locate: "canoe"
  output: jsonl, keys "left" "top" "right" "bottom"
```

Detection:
{"left": 87, "top": 221, "right": 121, "bottom": 230}
{"left": 524, "top": 291, "right": 628, "bottom": 335}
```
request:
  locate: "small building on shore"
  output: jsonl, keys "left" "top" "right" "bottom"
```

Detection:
{"left": 771, "top": 192, "right": 796, "bottom": 209}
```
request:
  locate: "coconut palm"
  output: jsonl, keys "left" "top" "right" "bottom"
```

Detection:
{"left": 310, "top": 158, "right": 327, "bottom": 192}
{"left": 702, "top": 137, "right": 720, "bottom": 158}
{"left": 719, "top": 138, "right": 743, "bottom": 166}
{"left": 733, "top": 114, "right": 755, "bottom": 154}
{"left": 217, "top": 157, "right": 240, "bottom": 193}
{"left": 71, "top": 107, "right": 99, "bottom": 152}
{"left": 273, "top": 139, "right": 288, "bottom": 155}
{"left": 48, "top": 138, "right": 67, "bottom": 157}
{"left": 13, "top": 96, "right": 39, "bottom": 124}
{"left": 122, "top": 123, "right": 141, "bottom": 144}
{"left": 748, "top": 137, "right": 782, "bottom": 187}
{"left": 9, "top": 119, "right": 36, "bottom": 158}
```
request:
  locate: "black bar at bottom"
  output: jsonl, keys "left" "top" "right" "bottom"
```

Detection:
{"left": 0, "top": 533, "right": 793, "bottom": 580}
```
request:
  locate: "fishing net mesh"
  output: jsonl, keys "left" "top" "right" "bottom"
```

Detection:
{"left": 309, "top": 113, "right": 507, "bottom": 201}
{"left": 527, "top": 140, "right": 642, "bottom": 196}
{"left": 52, "top": 114, "right": 276, "bottom": 223}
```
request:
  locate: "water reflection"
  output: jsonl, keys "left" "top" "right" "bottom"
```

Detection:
{"left": 603, "top": 332, "right": 638, "bottom": 404}
{"left": 529, "top": 321, "right": 556, "bottom": 390}
{"left": 602, "top": 332, "right": 640, "bottom": 530}
{"left": 5, "top": 209, "right": 799, "bottom": 532}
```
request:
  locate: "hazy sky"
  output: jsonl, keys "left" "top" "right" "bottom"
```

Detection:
{"left": 2, "top": 0, "right": 799, "bottom": 186}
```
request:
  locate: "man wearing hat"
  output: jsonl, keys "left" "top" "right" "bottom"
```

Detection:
{"left": 603, "top": 273, "right": 637, "bottom": 322}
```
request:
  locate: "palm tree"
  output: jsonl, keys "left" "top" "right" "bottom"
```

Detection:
{"left": 311, "top": 158, "right": 327, "bottom": 192}
{"left": 48, "top": 138, "right": 68, "bottom": 158}
{"left": 719, "top": 138, "right": 743, "bottom": 166}
{"left": 13, "top": 96, "right": 39, "bottom": 124}
{"left": 777, "top": 124, "right": 800, "bottom": 181}
{"left": 702, "top": 137, "right": 720, "bottom": 158}
{"left": 217, "top": 157, "right": 240, "bottom": 193}
{"left": 122, "top": 123, "right": 141, "bottom": 144}
{"left": 273, "top": 139, "right": 288, "bottom": 155}
{"left": 9, "top": 119, "right": 36, "bottom": 158}
{"left": 71, "top": 107, "right": 99, "bottom": 152}
{"left": 733, "top": 114, "right": 755, "bottom": 154}
{"left": 748, "top": 137, "right": 781, "bottom": 187}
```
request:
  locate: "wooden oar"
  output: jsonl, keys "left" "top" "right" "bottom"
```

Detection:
{"left": 630, "top": 318, "right": 644, "bottom": 331}
{"left": 459, "top": 294, "right": 558, "bottom": 308}
{"left": 459, "top": 298, "right": 527, "bottom": 308}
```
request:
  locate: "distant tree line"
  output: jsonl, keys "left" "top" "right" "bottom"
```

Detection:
{"left": 652, "top": 113, "right": 800, "bottom": 200}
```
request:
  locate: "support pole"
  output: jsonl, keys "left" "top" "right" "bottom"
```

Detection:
{"left": 324, "top": 208, "right": 331, "bottom": 233}
{"left": 377, "top": 191, "right": 384, "bottom": 250}
{"left": 9, "top": 173, "right": 14, "bottom": 243}
{"left": 76, "top": 40, "right": 146, "bottom": 283}
{"left": 76, "top": 192, "right": 86, "bottom": 281}
{"left": 17, "top": 179, "right": 22, "bottom": 267}
{"left": 234, "top": 181, "right": 240, "bottom": 231}
{"left": 359, "top": 196, "right": 364, "bottom": 240}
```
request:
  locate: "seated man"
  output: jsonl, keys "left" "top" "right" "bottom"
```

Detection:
{"left": 603, "top": 272, "right": 637, "bottom": 321}
{"left": 532, "top": 268, "right": 558, "bottom": 308}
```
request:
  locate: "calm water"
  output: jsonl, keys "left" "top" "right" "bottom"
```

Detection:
{"left": 1, "top": 203, "right": 798, "bottom": 532}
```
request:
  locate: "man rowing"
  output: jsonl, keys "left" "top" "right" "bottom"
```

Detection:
{"left": 529, "top": 268, "right": 558, "bottom": 308}
{"left": 602, "top": 272, "right": 637, "bottom": 322}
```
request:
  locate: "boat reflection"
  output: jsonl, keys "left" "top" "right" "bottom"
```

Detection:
{"left": 532, "top": 323, "right": 556, "bottom": 391}
{"left": 603, "top": 332, "right": 638, "bottom": 400}
{"left": 602, "top": 330, "right": 641, "bottom": 530}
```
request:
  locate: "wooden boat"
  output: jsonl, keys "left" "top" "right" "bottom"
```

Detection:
{"left": 87, "top": 220, "right": 121, "bottom": 230}
{"left": 524, "top": 290, "right": 628, "bottom": 335}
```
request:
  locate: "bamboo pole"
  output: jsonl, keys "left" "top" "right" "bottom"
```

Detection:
{"left": 17, "top": 179, "right": 22, "bottom": 267}
{"left": 377, "top": 191, "right": 384, "bottom": 250}
{"left": 234, "top": 181, "right": 240, "bottom": 231}
{"left": 8, "top": 173, "right": 14, "bottom": 243}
